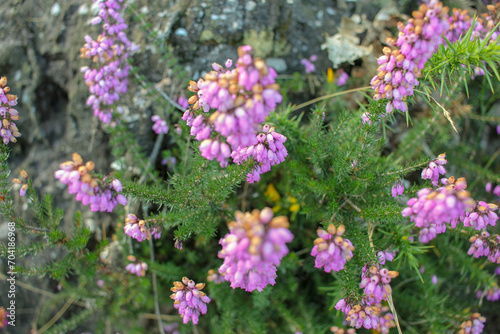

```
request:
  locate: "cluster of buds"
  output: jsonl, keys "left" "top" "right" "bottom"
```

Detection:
{"left": 359, "top": 265, "right": 399, "bottom": 304}
{"left": 468, "top": 231, "right": 500, "bottom": 263}
{"left": 231, "top": 125, "right": 288, "bottom": 183}
{"left": 12, "top": 170, "right": 29, "bottom": 197}
{"left": 206, "top": 269, "right": 224, "bottom": 284}
{"left": 459, "top": 313, "right": 486, "bottom": 334}
{"left": 402, "top": 176, "right": 475, "bottom": 243}
{"left": 0, "top": 76, "right": 21, "bottom": 145}
{"left": 218, "top": 208, "right": 293, "bottom": 292}
{"left": 310, "top": 224, "right": 354, "bottom": 273}
{"left": 80, "top": 0, "right": 138, "bottom": 124}
{"left": 472, "top": 4, "right": 500, "bottom": 43}
{"left": 463, "top": 201, "right": 498, "bottom": 230}
{"left": 330, "top": 326, "right": 356, "bottom": 334}
{"left": 369, "top": 1, "right": 449, "bottom": 116}
{"left": 170, "top": 277, "right": 210, "bottom": 324}
{"left": 183, "top": 45, "right": 284, "bottom": 173}
{"left": 376, "top": 305, "right": 396, "bottom": 334}
{"left": 125, "top": 255, "right": 148, "bottom": 277}
{"left": 151, "top": 115, "right": 169, "bottom": 134}
{"left": 421, "top": 153, "right": 447, "bottom": 186}
{"left": 476, "top": 284, "right": 500, "bottom": 302}
{"left": 54, "top": 153, "right": 128, "bottom": 212}
{"left": 345, "top": 304, "right": 381, "bottom": 330}
{"left": 446, "top": 8, "right": 471, "bottom": 43}
{"left": 124, "top": 214, "right": 162, "bottom": 242}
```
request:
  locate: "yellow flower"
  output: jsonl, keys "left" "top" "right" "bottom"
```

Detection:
{"left": 272, "top": 205, "right": 282, "bottom": 213}
{"left": 264, "top": 184, "right": 281, "bottom": 202}
{"left": 327, "top": 68, "right": 334, "bottom": 83}
{"left": 290, "top": 203, "right": 300, "bottom": 212}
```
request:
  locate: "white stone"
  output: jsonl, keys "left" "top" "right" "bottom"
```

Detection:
{"left": 245, "top": 1, "right": 256, "bottom": 11}
{"left": 266, "top": 58, "right": 287, "bottom": 73}
{"left": 50, "top": 3, "right": 61, "bottom": 16}
{"left": 78, "top": 4, "right": 89, "bottom": 15}
{"left": 175, "top": 28, "right": 188, "bottom": 37}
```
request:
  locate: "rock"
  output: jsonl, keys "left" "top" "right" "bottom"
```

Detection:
{"left": 266, "top": 58, "right": 288, "bottom": 73}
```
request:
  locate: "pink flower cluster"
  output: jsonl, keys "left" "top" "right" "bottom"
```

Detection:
{"left": 336, "top": 69, "right": 349, "bottom": 87}
{"left": 170, "top": 277, "right": 210, "bottom": 325}
{"left": 231, "top": 124, "right": 288, "bottom": 183}
{"left": 335, "top": 301, "right": 381, "bottom": 330}
{"left": 471, "top": 4, "right": 500, "bottom": 43}
{"left": 124, "top": 214, "right": 162, "bottom": 242}
{"left": 54, "top": 153, "right": 128, "bottom": 212}
{"left": 300, "top": 55, "right": 317, "bottom": 73}
{"left": 477, "top": 286, "right": 500, "bottom": 302}
{"left": 421, "top": 153, "right": 447, "bottom": 186}
{"left": 376, "top": 305, "right": 396, "bottom": 334}
{"left": 468, "top": 231, "right": 500, "bottom": 263}
{"left": 391, "top": 181, "right": 404, "bottom": 197}
{"left": 151, "top": 115, "right": 169, "bottom": 134}
{"left": 402, "top": 176, "right": 475, "bottom": 243}
{"left": 335, "top": 298, "right": 396, "bottom": 332}
{"left": 459, "top": 313, "right": 486, "bottom": 334}
{"left": 125, "top": 255, "right": 148, "bottom": 277}
{"left": 80, "top": 0, "right": 137, "bottom": 124}
{"left": 446, "top": 8, "right": 472, "bottom": 43}
{"left": 310, "top": 224, "right": 354, "bottom": 273}
{"left": 463, "top": 201, "right": 499, "bottom": 230}
{"left": 218, "top": 208, "right": 293, "bottom": 292}
{"left": 370, "top": 0, "right": 450, "bottom": 116}
{"left": 485, "top": 182, "right": 500, "bottom": 198}
{"left": 359, "top": 265, "right": 399, "bottom": 304}
{"left": 0, "top": 77, "right": 21, "bottom": 145}
{"left": 183, "top": 45, "right": 284, "bottom": 171}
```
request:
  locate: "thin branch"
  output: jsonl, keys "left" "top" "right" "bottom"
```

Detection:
{"left": 149, "top": 238, "right": 165, "bottom": 334}
{"left": 291, "top": 86, "right": 371, "bottom": 112}
{"left": 37, "top": 281, "right": 87, "bottom": 334}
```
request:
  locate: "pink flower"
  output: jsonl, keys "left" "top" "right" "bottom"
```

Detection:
{"left": 391, "top": 181, "right": 404, "bottom": 197}
{"left": 0, "top": 77, "right": 21, "bottom": 144}
{"left": 463, "top": 201, "right": 498, "bottom": 230}
{"left": 231, "top": 125, "right": 288, "bottom": 183}
{"left": 55, "top": 153, "right": 128, "bottom": 212}
{"left": 300, "top": 55, "right": 317, "bottom": 73}
{"left": 125, "top": 256, "right": 148, "bottom": 277}
{"left": 80, "top": 0, "right": 138, "bottom": 124}
{"left": 459, "top": 313, "right": 486, "bottom": 334}
{"left": 402, "top": 176, "right": 475, "bottom": 242}
{"left": 359, "top": 265, "right": 399, "bottom": 304}
{"left": 151, "top": 115, "right": 169, "bottom": 134}
{"left": 170, "top": 277, "right": 210, "bottom": 324}
{"left": 336, "top": 70, "right": 348, "bottom": 86}
{"left": 218, "top": 208, "right": 293, "bottom": 292}
{"left": 421, "top": 153, "right": 447, "bottom": 186}
{"left": 124, "top": 214, "right": 162, "bottom": 242}
{"left": 311, "top": 224, "right": 354, "bottom": 273}
{"left": 468, "top": 231, "right": 500, "bottom": 263}
{"left": 183, "top": 45, "right": 282, "bottom": 166}
{"left": 370, "top": 1, "right": 449, "bottom": 116}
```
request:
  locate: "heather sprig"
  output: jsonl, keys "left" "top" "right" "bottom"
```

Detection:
{"left": 183, "top": 45, "right": 283, "bottom": 169}
{"left": 170, "top": 277, "right": 210, "bottom": 325}
{"left": 54, "top": 153, "right": 128, "bottom": 212}
{"left": 217, "top": 207, "right": 293, "bottom": 292}
{"left": 80, "top": 0, "right": 138, "bottom": 124}
{"left": 310, "top": 223, "right": 354, "bottom": 273}
{"left": 0, "top": 76, "right": 21, "bottom": 144}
